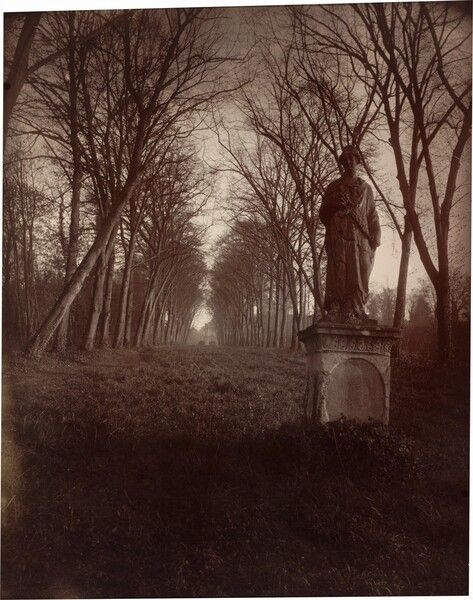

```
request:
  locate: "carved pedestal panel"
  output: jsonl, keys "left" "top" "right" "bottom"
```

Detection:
{"left": 298, "top": 323, "right": 401, "bottom": 425}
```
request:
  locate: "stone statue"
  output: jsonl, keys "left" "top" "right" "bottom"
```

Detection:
{"left": 319, "top": 146, "right": 381, "bottom": 324}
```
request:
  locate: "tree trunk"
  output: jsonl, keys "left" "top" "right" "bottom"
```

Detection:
{"left": 266, "top": 270, "right": 273, "bottom": 347}
{"left": 164, "top": 309, "right": 171, "bottom": 343}
{"left": 83, "top": 252, "right": 107, "bottom": 351}
{"left": 279, "top": 277, "right": 287, "bottom": 348}
{"left": 56, "top": 168, "right": 82, "bottom": 350}
{"left": 436, "top": 240, "right": 451, "bottom": 363}
{"left": 393, "top": 218, "right": 412, "bottom": 328}
{"left": 25, "top": 177, "right": 139, "bottom": 358}
{"left": 273, "top": 261, "right": 280, "bottom": 347}
{"left": 249, "top": 301, "right": 255, "bottom": 345}
{"left": 99, "top": 250, "right": 115, "bottom": 348}
{"left": 298, "top": 269, "right": 305, "bottom": 329}
{"left": 21, "top": 219, "right": 33, "bottom": 340}
{"left": 142, "top": 298, "right": 158, "bottom": 346}
{"left": 3, "top": 235, "right": 13, "bottom": 343}
{"left": 391, "top": 219, "right": 412, "bottom": 358}
{"left": 4, "top": 13, "right": 42, "bottom": 142}
{"left": 124, "top": 284, "right": 134, "bottom": 347}
{"left": 84, "top": 223, "right": 117, "bottom": 351}
{"left": 436, "top": 284, "right": 451, "bottom": 363}
{"left": 56, "top": 19, "right": 82, "bottom": 351}
{"left": 11, "top": 219, "right": 25, "bottom": 342}
{"left": 285, "top": 264, "right": 301, "bottom": 341}
{"left": 135, "top": 269, "right": 158, "bottom": 347}
{"left": 136, "top": 274, "right": 168, "bottom": 347}
{"left": 290, "top": 313, "right": 298, "bottom": 352}
{"left": 114, "top": 233, "right": 136, "bottom": 348}
{"left": 153, "top": 301, "right": 163, "bottom": 345}
{"left": 135, "top": 291, "right": 152, "bottom": 347}
{"left": 168, "top": 312, "right": 176, "bottom": 344}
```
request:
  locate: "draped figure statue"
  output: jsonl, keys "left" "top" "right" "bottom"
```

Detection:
{"left": 320, "top": 146, "right": 381, "bottom": 324}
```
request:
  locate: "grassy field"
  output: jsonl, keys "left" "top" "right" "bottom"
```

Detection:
{"left": 2, "top": 345, "right": 469, "bottom": 597}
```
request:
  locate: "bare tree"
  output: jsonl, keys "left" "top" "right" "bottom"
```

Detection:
{"left": 4, "top": 13, "right": 42, "bottom": 138}
{"left": 4, "top": 11, "right": 129, "bottom": 139}
{"left": 3, "top": 150, "right": 45, "bottom": 343}
{"left": 217, "top": 125, "right": 323, "bottom": 339}
{"left": 294, "top": 2, "right": 471, "bottom": 360}
{"left": 20, "top": 12, "right": 96, "bottom": 349}
{"left": 24, "top": 9, "right": 232, "bottom": 358}
{"left": 210, "top": 218, "right": 301, "bottom": 349}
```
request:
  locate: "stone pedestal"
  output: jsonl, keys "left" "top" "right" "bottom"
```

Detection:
{"left": 298, "top": 323, "right": 401, "bottom": 425}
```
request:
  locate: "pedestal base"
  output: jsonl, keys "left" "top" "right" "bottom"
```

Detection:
{"left": 298, "top": 322, "right": 401, "bottom": 425}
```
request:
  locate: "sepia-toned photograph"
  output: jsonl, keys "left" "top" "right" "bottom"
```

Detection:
{"left": 2, "top": 1, "right": 471, "bottom": 597}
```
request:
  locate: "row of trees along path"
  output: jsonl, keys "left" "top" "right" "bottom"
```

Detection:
{"left": 4, "top": 5, "right": 471, "bottom": 362}
{"left": 210, "top": 3, "right": 471, "bottom": 361}
{"left": 5, "top": 10, "right": 235, "bottom": 357}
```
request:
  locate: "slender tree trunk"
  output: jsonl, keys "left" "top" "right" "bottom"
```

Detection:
{"left": 142, "top": 298, "right": 158, "bottom": 346}
{"left": 392, "top": 220, "right": 413, "bottom": 358}
{"left": 158, "top": 303, "right": 167, "bottom": 345}
{"left": 25, "top": 177, "right": 140, "bottom": 358}
{"left": 21, "top": 221, "right": 33, "bottom": 339}
{"left": 135, "top": 267, "right": 161, "bottom": 347}
{"left": 56, "top": 168, "right": 82, "bottom": 350}
{"left": 124, "top": 284, "right": 133, "bottom": 347}
{"left": 56, "top": 20, "right": 82, "bottom": 351}
{"left": 114, "top": 233, "right": 136, "bottom": 348}
{"left": 286, "top": 264, "right": 301, "bottom": 340}
{"left": 135, "top": 291, "right": 152, "bottom": 347}
{"left": 3, "top": 194, "right": 15, "bottom": 343}
{"left": 4, "top": 13, "right": 42, "bottom": 142}
{"left": 279, "top": 275, "right": 287, "bottom": 348}
{"left": 168, "top": 312, "right": 176, "bottom": 344}
{"left": 12, "top": 222, "right": 25, "bottom": 342}
{"left": 298, "top": 269, "right": 304, "bottom": 329}
{"left": 273, "top": 260, "right": 280, "bottom": 347}
{"left": 84, "top": 222, "right": 117, "bottom": 351}
{"left": 393, "top": 219, "right": 412, "bottom": 328}
{"left": 83, "top": 252, "right": 107, "bottom": 351}
{"left": 305, "top": 286, "right": 311, "bottom": 327}
{"left": 436, "top": 238, "right": 451, "bottom": 363}
{"left": 290, "top": 313, "right": 298, "bottom": 352}
{"left": 249, "top": 301, "right": 255, "bottom": 345}
{"left": 255, "top": 299, "right": 259, "bottom": 345}
{"left": 172, "top": 318, "right": 178, "bottom": 344}
{"left": 99, "top": 249, "right": 115, "bottom": 348}
{"left": 164, "top": 309, "right": 171, "bottom": 343}
{"left": 3, "top": 239, "right": 12, "bottom": 342}
{"left": 266, "top": 269, "right": 273, "bottom": 347}
{"left": 153, "top": 301, "right": 163, "bottom": 345}
{"left": 259, "top": 287, "right": 265, "bottom": 345}
{"left": 137, "top": 274, "right": 169, "bottom": 347}
{"left": 436, "top": 285, "right": 451, "bottom": 362}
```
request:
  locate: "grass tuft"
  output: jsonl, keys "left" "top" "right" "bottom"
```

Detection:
{"left": 2, "top": 346, "right": 468, "bottom": 598}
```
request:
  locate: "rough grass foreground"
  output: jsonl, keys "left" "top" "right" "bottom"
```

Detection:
{"left": 2, "top": 345, "right": 469, "bottom": 597}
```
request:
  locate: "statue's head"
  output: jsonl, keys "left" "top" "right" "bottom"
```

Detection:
{"left": 339, "top": 145, "right": 362, "bottom": 172}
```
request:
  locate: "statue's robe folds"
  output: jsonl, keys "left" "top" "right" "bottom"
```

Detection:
{"left": 320, "top": 177, "right": 381, "bottom": 317}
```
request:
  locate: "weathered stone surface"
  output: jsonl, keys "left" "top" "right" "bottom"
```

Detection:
{"left": 326, "top": 358, "right": 384, "bottom": 422}
{"left": 319, "top": 145, "right": 381, "bottom": 324}
{"left": 298, "top": 323, "right": 401, "bottom": 425}
{"left": 299, "top": 148, "right": 401, "bottom": 425}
